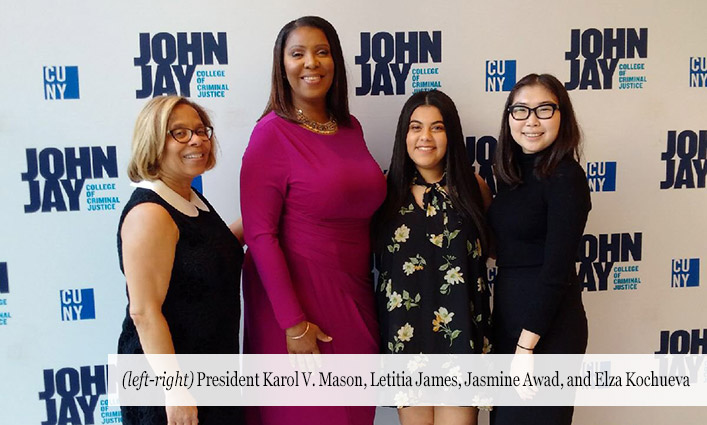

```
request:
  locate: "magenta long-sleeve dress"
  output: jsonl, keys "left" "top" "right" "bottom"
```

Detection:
{"left": 240, "top": 111, "right": 386, "bottom": 425}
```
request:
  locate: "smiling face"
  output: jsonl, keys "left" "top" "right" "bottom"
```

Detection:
{"left": 160, "top": 104, "right": 211, "bottom": 188}
{"left": 283, "top": 26, "right": 334, "bottom": 112}
{"left": 508, "top": 84, "right": 561, "bottom": 154}
{"left": 406, "top": 105, "right": 447, "bottom": 182}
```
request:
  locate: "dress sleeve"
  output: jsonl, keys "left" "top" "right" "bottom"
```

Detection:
{"left": 240, "top": 124, "right": 306, "bottom": 329}
{"left": 522, "top": 160, "right": 591, "bottom": 336}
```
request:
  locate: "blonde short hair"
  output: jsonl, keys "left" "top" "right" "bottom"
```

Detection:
{"left": 127, "top": 96, "right": 218, "bottom": 182}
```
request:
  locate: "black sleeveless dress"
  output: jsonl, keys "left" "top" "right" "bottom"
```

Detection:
{"left": 117, "top": 187, "right": 243, "bottom": 424}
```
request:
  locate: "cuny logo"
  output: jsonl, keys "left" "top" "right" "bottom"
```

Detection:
{"left": 485, "top": 60, "right": 516, "bottom": 92}
{"left": 577, "top": 232, "right": 642, "bottom": 291}
{"left": 60, "top": 289, "right": 95, "bottom": 321}
{"left": 39, "top": 365, "right": 110, "bottom": 425}
{"left": 565, "top": 28, "right": 648, "bottom": 90}
{"left": 660, "top": 130, "right": 706, "bottom": 189}
{"left": 134, "top": 32, "right": 229, "bottom": 98}
{"left": 656, "top": 329, "right": 707, "bottom": 354}
{"left": 672, "top": 259, "right": 700, "bottom": 288}
{"left": 466, "top": 135, "right": 498, "bottom": 195}
{"left": 586, "top": 161, "right": 616, "bottom": 192}
{"left": 20, "top": 146, "right": 119, "bottom": 213}
{"left": 690, "top": 57, "right": 707, "bottom": 87}
{"left": 487, "top": 264, "right": 497, "bottom": 288}
{"left": 44, "top": 66, "right": 80, "bottom": 100}
{"left": 355, "top": 31, "right": 442, "bottom": 96}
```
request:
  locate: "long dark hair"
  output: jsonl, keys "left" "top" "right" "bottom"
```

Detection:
{"left": 377, "top": 90, "right": 489, "bottom": 252}
{"left": 261, "top": 16, "right": 351, "bottom": 126}
{"left": 495, "top": 73, "right": 582, "bottom": 186}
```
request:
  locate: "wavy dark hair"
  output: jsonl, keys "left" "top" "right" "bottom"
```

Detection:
{"left": 261, "top": 16, "right": 351, "bottom": 126}
{"left": 377, "top": 90, "right": 488, "bottom": 252}
{"left": 494, "top": 73, "right": 582, "bottom": 186}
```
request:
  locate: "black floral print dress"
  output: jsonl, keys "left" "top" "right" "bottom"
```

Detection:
{"left": 375, "top": 175, "right": 492, "bottom": 354}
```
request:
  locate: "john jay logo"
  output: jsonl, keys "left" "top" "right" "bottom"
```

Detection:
{"left": 565, "top": 28, "right": 647, "bottom": 90}
{"left": 39, "top": 364, "right": 111, "bottom": 425}
{"left": 0, "top": 262, "right": 9, "bottom": 326}
{"left": 355, "top": 31, "right": 442, "bottom": 96}
{"left": 577, "top": 232, "right": 642, "bottom": 291}
{"left": 485, "top": 60, "right": 516, "bottom": 92}
{"left": 656, "top": 329, "right": 707, "bottom": 354}
{"left": 672, "top": 259, "right": 700, "bottom": 288}
{"left": 44, "top": 66, "right": 80, "bottom": 100}
{"left": 466, "top": 135, "right": 498, "bottom": 195}
{"left": 660, "top": 130, "right": 706, "bottom": 189}
{"left": 60, "top": 289, "right": 95, "bottom": 321}
{"left": 0, "top": 262, "right": 8, "bottom": 294}
{"left": 586, "top": 162, "right": 616, "bottom": 192}
{"left": 134, "top": 32, "right": 229, "bottom": 98}
{"left": 20, "top": 146, "right": 119, "bottom": 213}
{"left": 690, "top": 57, "right": 707, "bottom": 87}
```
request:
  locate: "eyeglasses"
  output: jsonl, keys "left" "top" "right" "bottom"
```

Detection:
{"left": 508, "top": 104, "right": 559, "bottom": 120}
{"left": 169, "top": 126, "right": 214, "bottom": 143}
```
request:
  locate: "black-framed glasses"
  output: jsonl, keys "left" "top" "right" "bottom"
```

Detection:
{"left": 169, "top": 126, "right": 214, "bottom": 143}
{"left": 508, "top": 103, "right": 559, "bottom": 120}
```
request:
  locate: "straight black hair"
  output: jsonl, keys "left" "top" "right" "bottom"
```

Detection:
{"left": 377, "top": 90, "right": 488, "bottom": 253}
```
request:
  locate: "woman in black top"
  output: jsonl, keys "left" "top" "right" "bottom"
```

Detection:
{"left": 117, "top": 96, "right": 243, "bottom": 425}
{"left": 488, "top": 74, "right": 591, "bottom": 425}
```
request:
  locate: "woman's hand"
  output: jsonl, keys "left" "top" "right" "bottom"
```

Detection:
{"left": 285, "top": 321, "right": 332, "bottom": 354}
{"left": 166, "top": 405, "right": 198, "bottom": 425}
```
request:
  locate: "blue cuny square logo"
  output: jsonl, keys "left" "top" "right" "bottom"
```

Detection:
{"left": 671, "top": 258, "right": 699, "bottom": 288}
{"left": 43, "top": 66, "right": 80, "bottom": 100}
{"left": 0, "top": 262, "right": 8, "bottom": 294}
{"left": 60, "top": 288, "right": 96, "bottom": 321}
{"left": 485, "top": 60, "right": 516, "bottom": 92}
{"left": 690, "top": 57, "right": 707, "bottom": 88}
{"left": 586, "top": 161, "right": 616, "bottom": 192}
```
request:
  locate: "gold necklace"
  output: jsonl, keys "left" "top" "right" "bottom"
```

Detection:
{"left": 296, "top": 109, "right": 338, "bottom": 135}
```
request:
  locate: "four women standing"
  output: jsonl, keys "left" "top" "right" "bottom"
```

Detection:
{"left": 118, "top": 14, "right": 590, "bottom": 425}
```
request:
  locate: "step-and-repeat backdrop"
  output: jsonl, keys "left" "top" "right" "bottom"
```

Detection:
{"left": 1, "top": 1, "right": 705, "bottom": 424}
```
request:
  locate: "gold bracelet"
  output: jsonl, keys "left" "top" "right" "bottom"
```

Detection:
{"left": 288, "top": 322, "right": 310, "bottom": 340}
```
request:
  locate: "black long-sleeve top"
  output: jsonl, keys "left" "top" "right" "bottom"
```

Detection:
{"left": 488, "top": 152, "right": 591, "bottom": 336}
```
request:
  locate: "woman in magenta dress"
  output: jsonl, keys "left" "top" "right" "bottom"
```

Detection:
{"left": 239, "top": 16, "right": 386, "bottom": 425}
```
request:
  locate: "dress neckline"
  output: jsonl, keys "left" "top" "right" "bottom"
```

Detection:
{"left": 132, "top": 179, "right": 209, "bottom": 217}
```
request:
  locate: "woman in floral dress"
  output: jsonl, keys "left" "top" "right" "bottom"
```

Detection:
{"left": 374, "top": 90, "right": 492, "bottom": 425}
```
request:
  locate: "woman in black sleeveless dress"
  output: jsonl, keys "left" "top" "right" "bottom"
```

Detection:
{"left": 117, "top": 96, "right": 243, "bottom": 425}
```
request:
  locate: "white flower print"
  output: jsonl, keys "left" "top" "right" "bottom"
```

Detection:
{"left": 444, "top": 266, "right": 464, "bottom": 285}
{"left": 429, "top": 234, "right": 443, "bottom": 247}
{"left": 435, "top": 307, "right": 455, "bottom": 324}
{"left": 426, "top": 204, "right": 437, "bottom": 217}
{"left": 394, "top": 224, "right": 411, "bottom": 243}
{"left": 402, "top": 262, "right": 416, "bottom": 276}
{"left": 387, "top": 291, "right": 403, "bottom": 311}
{"left": 397, "top": 323, "right": 414, "bottom": 342}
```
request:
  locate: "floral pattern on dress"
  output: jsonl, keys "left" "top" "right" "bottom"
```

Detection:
{"left": 376, "top": 173, "right": 492, "bottom": 354}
